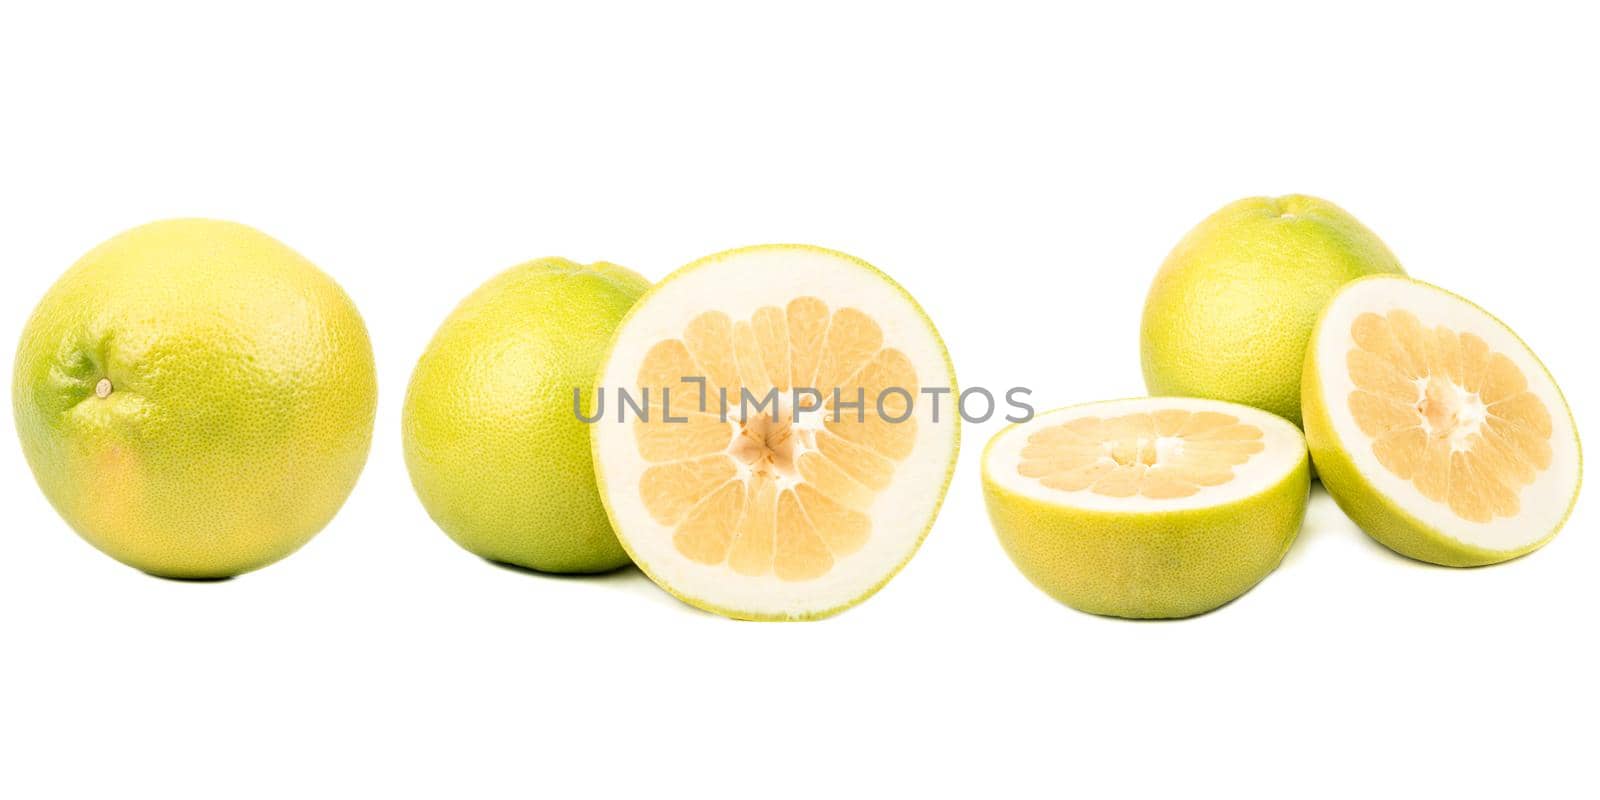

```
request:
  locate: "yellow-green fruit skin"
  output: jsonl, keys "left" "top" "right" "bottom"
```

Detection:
{"left": 1141, "top": 195, "right": 1404, "bottom": 427}
{"left": 13, "top": 219, "right": 377, "bottom": 579}
{"left": 982, "top": 429, "right": 1310, "bottom": 619}
{"left": 1300, "top": 278, "right": 1582, "bottom": 567}
{"left": 402, "top": 258, "right": 649, "bottom": 573}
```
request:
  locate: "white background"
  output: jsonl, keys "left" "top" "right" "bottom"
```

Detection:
{"left": 2, "top": 3, "right": 1594, "bottom": 797}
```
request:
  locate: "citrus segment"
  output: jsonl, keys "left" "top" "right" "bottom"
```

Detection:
{"left": 785, "top": 297, "right": 830, "bottom": 391}
{"left": 632, "top": 415, "right": 734, "bottom": 462}
{"left": 774, "top": 489, "right": 833, "bottom": 581}
{"left": 727, "top": 477, "right": 778, "bottom": 576}
{"left": 672, "top": 479, "right": 745, "bottom": 564}
{"left": 639, "top": 456, "right": 738, "bottom": 525}
{"left": 751, "top": 307, "right": 792, "bottom": 392}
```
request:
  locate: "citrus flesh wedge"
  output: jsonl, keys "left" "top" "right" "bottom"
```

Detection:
{"left": 983, "top": 397, "right": 1309, "bottom": 619}
{"left": 1303, "top": 275, "right": 1581, "bottom": 566}
{"left": 591, "top": 245, "right": 959, "bottom": 620}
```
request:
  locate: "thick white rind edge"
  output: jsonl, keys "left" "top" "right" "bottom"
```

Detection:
{"left": 984, "top": 397, "right": 1308, "bottom": 512}
{"left": 1311, "top": 275, "right": 1580, "bottom": 552}
{"left": 593, "top": 246, "right": 959, "bottom": 618}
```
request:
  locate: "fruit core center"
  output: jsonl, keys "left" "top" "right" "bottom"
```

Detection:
{"left": 95, "top": 378, "right": 113, "bottom": 398}
{"left": 1417, "top": 377, "right": 1485, "bottom": 448}
{"left": 1108, "top": 436, "right": 1180, "bottom": 468}
{"left": 731, "top": 411, "right": 802, "bottom": 479}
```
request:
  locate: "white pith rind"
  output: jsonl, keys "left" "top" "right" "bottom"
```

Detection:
{"left": 593, "top": 247, "right": 958, "bottom": 617}
{"left": 984, "top": 397, "right": 1306, "bottom": 512}
{"left": 1312, "top": 276, "right": 1579, "bottom": 552}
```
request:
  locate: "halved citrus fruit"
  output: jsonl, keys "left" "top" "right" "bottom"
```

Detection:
{"left": 983, "top": 397, "right": 1309, "bottom": 618}
{"left": 591, "top": 245, "right": 959, "bottom": 620}
{"left": 1303, "top": 275, "right": 1581, "bottom": 566}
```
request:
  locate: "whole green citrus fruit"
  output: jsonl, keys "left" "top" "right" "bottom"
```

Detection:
{"left": 13, "top": 219, "right": 378, "bottom": 578}
{"left": 402, "top": 258, "right": 650, "bottom": 573}
{"left": 1141, "top": 194, "right": 1404, "bottom": 427}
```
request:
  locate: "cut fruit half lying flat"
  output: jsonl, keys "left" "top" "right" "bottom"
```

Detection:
{"left": 1303, "top": 274, "right": 1581, "bottom": 566}
{"left": 983, "top": 397, "right": 1309, "bottom": 619}
{"left": 592, "top": 245, "right": 959, "bottom": 620}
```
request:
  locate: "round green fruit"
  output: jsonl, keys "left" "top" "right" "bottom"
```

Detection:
{"left": 402, "top": 258, "right": 650, "bottom": 573}
{"left": 1141, "top": 194, "right": 1404, "bottom": 427}
{"left": 13, "top": 219, "right": 377, "bottom": 578}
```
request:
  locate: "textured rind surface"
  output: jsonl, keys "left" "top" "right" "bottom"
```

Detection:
{"left": 1302, "top": 275, "right": 1583, "bottom": 566}
{"left": 13, "top": 219, "right": 377, "bottom": 578}
{"left": 591, "top": 244, "right": 959, "bottom": 621}
{"left": 403, "top": 258, "right": 649, "bottom": 573}
{"left": 1141, "top": 194, "right": 1404, "bottom": 427}
{"left": 982, "top": 401, "right": 1310, "bottom": 619}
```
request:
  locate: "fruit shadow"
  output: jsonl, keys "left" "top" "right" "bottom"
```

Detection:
{"left": 1279, "top": 483, "right": 1396, "bottom": 567}
{"left": 482, "top": 559, "right": 716, "bottom": 616}
{"left": 1281, "top": 483, "right": 1448, "bottom": 570}
{"left": 145, "top": 572, "right": 235, "bottom": 585}
{"left": 1290, "top": 488, "right": 1545, "bottom": 571}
